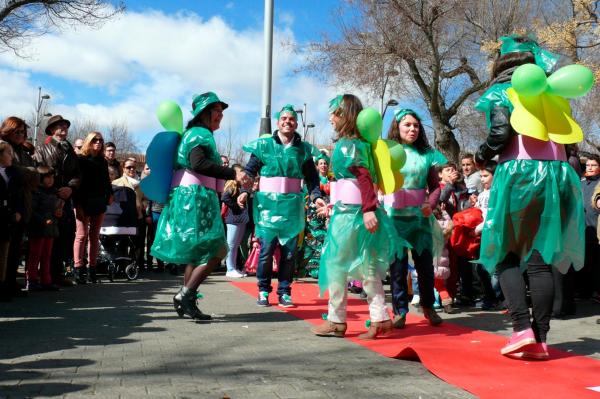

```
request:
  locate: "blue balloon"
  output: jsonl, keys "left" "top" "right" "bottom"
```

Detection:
{"left": 140, "top": 131, "right": 180, "bottom": 203}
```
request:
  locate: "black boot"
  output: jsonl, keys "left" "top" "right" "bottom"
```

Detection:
{"left": 178, "top": 287, "right": 212, "bottom": 320}
{"left": 74, "top": 267, "right": 87, "bottom": 285}
{"left": 88, "top": 267, "right": 98, "bottom": 284}
{"left": 172, "top": 289, "right": 184, "bottom": 318}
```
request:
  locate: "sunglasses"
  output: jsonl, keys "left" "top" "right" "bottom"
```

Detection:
{"left": 92, "top": 138, "right": 104, "bottom": 143}
{"left": 124, "top": 165, "right": 136, "bottom": 170}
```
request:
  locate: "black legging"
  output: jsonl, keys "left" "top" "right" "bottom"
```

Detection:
{"left": 498, "top": 251, "right": 554, "bottom": 342}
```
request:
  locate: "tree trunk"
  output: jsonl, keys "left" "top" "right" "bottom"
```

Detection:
{"left": 432, "top": 116, "right": 460, "bottom": 164}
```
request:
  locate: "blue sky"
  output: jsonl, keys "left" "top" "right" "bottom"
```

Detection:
{"left": 0, "top": 0, "right": 395, "bottom": 156}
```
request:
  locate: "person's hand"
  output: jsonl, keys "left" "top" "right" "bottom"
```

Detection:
{"left": 238, "top": 192, "right": 248, "bottom": 208}
{"left": 252, "top": 241, "right": 259, "bottom": 249}
{"left": 316, "top": 204, "right": 330, "bottom": 218}
{"left": 108, "top": 195, "right": 114, "bottom": 205}
{"left": 57, "top": 187, "right": 72, "bottom": 199}
{"left": 469, "top": 194, "right": 478, "bottom": 206}
{"left": 421, "top": 203, "right": 432, "bottom": 217}
{"left": 54, "top": 209, "right": 63, "bottom": 218}
{"left": 45, "top": 219, "right": 53, "bottom": 225}
{"left": 314, "top": 198, "right": 327, "bottom": 218}
{"left": 449, "top": 170, "right": 460, "bottom": 183}
{"left": 146, "top": 216, "right": 153, "bottom": 225}
{"left": 363, "top": 211, "right": 379, "bottom": 233}
{"left": 596, "top": 198, "right": 600, "bottom": 209}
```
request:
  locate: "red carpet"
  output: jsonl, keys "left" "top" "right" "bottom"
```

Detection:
{"left": 231, "top": 281, "right": 600, "bottom": 399}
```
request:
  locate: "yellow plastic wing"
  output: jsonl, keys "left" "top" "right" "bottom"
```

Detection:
{"left": 507, "top": 87, "right": 582, "bottom": 144}
{"left": 372, "top": 139, "right": 404, "bottom": 195}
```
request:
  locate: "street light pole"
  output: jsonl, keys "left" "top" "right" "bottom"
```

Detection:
{"left": 259, "top": 0, "right": 274, "bottom": 137}
{"left": 380, "top": 69, "right": 399, "bottom": 115}
{"left": 33, "top": 86, "right": 51, "bottom": 147}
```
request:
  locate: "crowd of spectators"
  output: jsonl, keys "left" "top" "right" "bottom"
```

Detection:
{"left": 1, "top": 112, "right": 599, "bottom": 319}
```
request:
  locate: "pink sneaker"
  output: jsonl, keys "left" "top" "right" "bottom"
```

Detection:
{"left": 501, "top": 328, "right": 537, "bottom": 355}
{"left": 509, "top": 343, "right": 550, "bottom": 360}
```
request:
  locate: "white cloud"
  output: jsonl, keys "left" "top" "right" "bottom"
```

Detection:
{"left": 0, "top": 8, "right": 354, "bottom": 150}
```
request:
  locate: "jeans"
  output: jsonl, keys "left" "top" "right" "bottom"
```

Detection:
{"left": 390, "top": 249, "right": 435, "bottom": 315}
{"left": 498, "top": 251, "right": 554, "bottom": 342}
{"left": 257, "top": 236, "right": 298, "bottom": 296}
{"left": 226, "top": 223, "right": 247, "bottom": 272}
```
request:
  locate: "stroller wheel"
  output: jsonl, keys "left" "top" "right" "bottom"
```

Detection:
{"left": 125, "top": 263, "right": 139, "bottom": 281}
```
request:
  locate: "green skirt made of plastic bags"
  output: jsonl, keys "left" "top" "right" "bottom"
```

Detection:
{"left": 478, "top": 159, "right": 584, "bottom": 275}
{"left": 318, "top": 203, "right": 406, "bottom": 296}
{"left": 151, "top": 184, "right": 226, "bottom": 266}
{"left": 387, "top": 206, "right": 445, "bottom": 259}
{"left": 253, "top": 191, "right": 305, "bottom": 246}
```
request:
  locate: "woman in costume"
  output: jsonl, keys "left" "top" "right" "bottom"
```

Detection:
{"left": 385, "top": 109, "right": 446, "bottom": 328}
{"left": 311, "top": 94, "right": 399, "bottom": 340}
{"left": 151, "top": 92, "right": 247, "bottom": 320}
{"left": 475, "top": 35, "right": 585, "bottom": 359}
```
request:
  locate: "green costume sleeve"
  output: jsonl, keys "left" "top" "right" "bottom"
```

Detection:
{"left": 242, "top": 138, "right": 267, "bottom": 163}
{"left": 474, "top": 83, "right": 513, "bottom": 128}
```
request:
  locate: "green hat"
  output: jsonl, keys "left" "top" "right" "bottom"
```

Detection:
{"left": 191, "top": 92, "right": 229, "bottom": 117}
{"left": 314, "top": 151, "right": 330, "bottom": 164}
{"left": 328, "top": 95, "right": 343, "bottom": 114}
{"left": 499, "top": 35, "right": 559, "bottom": 73}
{"left": 274, "top": 104, "right": 297, "bottom": 120}
{"left": 394, "top": 108, "right": 421, "bottom": 123}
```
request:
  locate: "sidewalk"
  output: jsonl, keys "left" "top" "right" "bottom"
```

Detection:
{"left": 0, "top": 272, "right": 598, "bottom": 398}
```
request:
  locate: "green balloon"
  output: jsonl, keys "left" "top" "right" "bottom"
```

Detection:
{"left": 547, "top": 64, "right": 594, "bottom": 98}
{"left": 384, "top": 140, "right": 406, "bottom": 170}
{"left": 356, "top": 108, "right": 382, "bottom": 144}
{"left": 156, "top": 100, "right": 183, "bottom": 134}
{"left": 511, "top": 63, "right": 548, "bottom": 97}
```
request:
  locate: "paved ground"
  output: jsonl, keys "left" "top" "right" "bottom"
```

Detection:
{"left": 0, "top": 270, "right": 598, "bottom": 399}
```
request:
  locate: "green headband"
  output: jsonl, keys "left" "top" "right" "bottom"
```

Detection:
{"left": 499, "top": 35, "right": 559, "bottom": 73}
{"left": 274, "top": 104, "right": 297, "bottom": 120}
{"left": 191, "top": 92, "right": 228, "bottom": 117}
{"left": 328, "top": 95, "right": 343, "bottom": 114}
{"left": 315, "top": 151, "right": 330, "bottom": 164}
{"left": 394, "top": 108, "right": 421, "bottom": 123}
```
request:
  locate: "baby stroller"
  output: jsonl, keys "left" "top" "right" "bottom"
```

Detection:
{"left": 96, "top": 184, "right": 140, "bottom": 281}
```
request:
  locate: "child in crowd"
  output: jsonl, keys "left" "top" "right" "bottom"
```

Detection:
{"left": 432, "top": 206, "right": 456, "bottom": 313}
{"left": 26, "top": 166, "right": 63, "bottom": 291}
{"left": 222, "top": 164, "right": 250, "bottom": 278}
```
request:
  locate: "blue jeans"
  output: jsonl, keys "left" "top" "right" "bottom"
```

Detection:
{"left": 257, "top": 236, "right": 298, "bottom": 296}
{"left": 390, "top": 249, "right": 435, "bottom": 315}
{"left": 226, "top": 223, "right": 246, "bottom": 272}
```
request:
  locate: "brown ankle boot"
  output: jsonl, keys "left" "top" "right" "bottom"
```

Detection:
{"left": 358, "top": 319, "right": 393, "bottom": 340}
{"left": 423, "top": 307, "right": 443, "bottom": 326}
{"left": 312, "top": 321, "right": 347, "bottom": 337}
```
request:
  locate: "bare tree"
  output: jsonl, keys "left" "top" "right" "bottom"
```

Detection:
{"left": 0, "top": 0, "right": 124, "bottom": 55}
{"left": 105, "top": 120, "right": 139, "bottom": 155}
{"left": 68, "top": 117, "right": 99, "bottom": 141}
{"left": 303, "top": 0, "right": 535, "bottom": 162}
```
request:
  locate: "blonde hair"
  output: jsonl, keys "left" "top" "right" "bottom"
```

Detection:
{"left": 224, "top": 164, "right": 243, "bottom": 196}
{"left": 80, "top": 131, "right": 104, "bottom": 156}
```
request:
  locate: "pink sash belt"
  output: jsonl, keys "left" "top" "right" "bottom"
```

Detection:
{"left": 171, "top": 169, "right": 224, "bottom": 191}
{"left": 259, "top": 176, "right": 302, "bottom": 194}
{"left": 498, "top": 135, "right": 567, "bottom": 163}
{"left": 330, "top": 179, "right": 362, "bottom": 205}
{"left": 383, "top": 189, "right": 426, "bottom": 209}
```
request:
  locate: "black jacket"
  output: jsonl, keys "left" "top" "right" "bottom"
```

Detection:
{"left": 0, "top": 166, "right": 25, "bottom": 241}
{"left": 29, "top": 186, "right": 60, "bottom": 238}
{"left": 74, "top": 155, "right": 112, "bottom": 216}
{"left": 222, "top": 189, "right": 250, "bottom": 225}
{"left": 475, "top": 106, "right": 515, "bottom": 164}
{"left": 34, "top": 138, "right": 81, "bottom": 192}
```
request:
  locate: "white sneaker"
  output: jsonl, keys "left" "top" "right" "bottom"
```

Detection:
{"left": 410, "top": 294, "right": 421, "bottom": 306}
{"left": 225, "top": 270, "right": 245, "bottom": 278}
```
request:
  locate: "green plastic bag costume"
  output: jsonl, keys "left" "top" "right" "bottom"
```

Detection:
{"left": 243, "top": 136, "right": 318, "bottom": 245}
{"left": 151, "top": 126, "right": 226, "bottom": 265}
{"left": 475, "top": 83, "right": 585, "bottom": 275}
{"left": 385, "top": 144, "right": 447, "bottom": 258}
{"left": 318, "top": 138, "right": 401, "bottom": 295}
